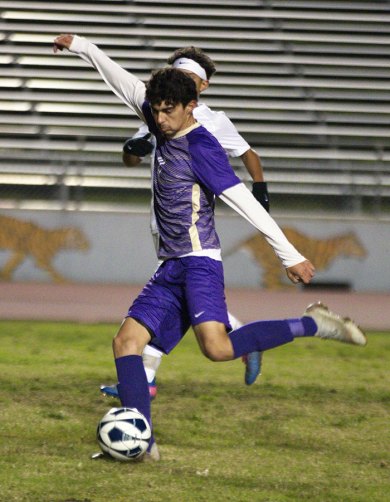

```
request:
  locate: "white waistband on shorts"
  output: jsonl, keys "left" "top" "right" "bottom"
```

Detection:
{"left": 178, "top": 248, "right": 222, "bottom": 261}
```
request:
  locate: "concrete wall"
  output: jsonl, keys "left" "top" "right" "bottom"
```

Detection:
{"left": 0, "top": 208, "right": 389, "bottom": 292}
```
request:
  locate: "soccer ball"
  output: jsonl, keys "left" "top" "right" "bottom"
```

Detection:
{"left": 97, "top": 407, "right": 151, "bottom": 461}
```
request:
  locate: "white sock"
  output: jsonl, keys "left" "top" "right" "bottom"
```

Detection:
{"left": 143, "top": 344, "right": 163, "bottom": 358}
{"left": 142, "top": 344, "right": 163, "bottom": 384}
{"left": 228, "top": 311, "right": 243, "bottom": 331}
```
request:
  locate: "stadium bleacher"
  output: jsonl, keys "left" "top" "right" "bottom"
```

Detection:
{"left": 0, "top": 0, "right": 389, "bottom": 210}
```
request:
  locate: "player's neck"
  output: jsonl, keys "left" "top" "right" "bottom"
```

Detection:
{"left": 172, "top": 121, "right": 200, "bottom": 139}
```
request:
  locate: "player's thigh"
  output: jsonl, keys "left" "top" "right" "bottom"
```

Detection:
{"left": 127, "top": 261, "right": 190, "bottom": 354}
{"left": 184, "top": 257, "right": 230, "bottom": 328}
{"left": 193, "top": 321, "right": 234, "bottom": 361}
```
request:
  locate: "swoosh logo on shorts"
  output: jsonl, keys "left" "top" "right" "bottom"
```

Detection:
{"left": 194, "top": 311, "right": 205, "bottom": 318}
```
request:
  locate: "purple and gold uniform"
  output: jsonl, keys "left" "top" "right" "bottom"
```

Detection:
{"left": 142, "top": 103, "right": 241, "bottom": 259}
{"left": 128, "top": 103, "right": 242, "bottom": 353}
{"left": 60, "top": 37, "right": 365, "bottom": 454}
{"left": 67, "top": 36, "right": 308, "bottom": 354}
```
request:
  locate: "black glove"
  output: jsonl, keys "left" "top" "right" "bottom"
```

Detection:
{"left": 252, "top": 181, "right": 270, "bottom": 212}
{"left": 123, "top": 133, "right": 154, "bottom": 157}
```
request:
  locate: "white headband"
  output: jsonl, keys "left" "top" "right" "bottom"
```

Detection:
{"left": 172, "top": 57, "right": 208, "bottom": 81}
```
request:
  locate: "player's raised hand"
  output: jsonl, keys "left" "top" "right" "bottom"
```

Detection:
{"left": 53, "top": 34, "right": 74, "bottom": 53}
{"left": 286, "top": 259, "right": 315, "bottom": 285}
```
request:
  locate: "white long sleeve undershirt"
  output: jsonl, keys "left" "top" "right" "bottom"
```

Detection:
{"left": 220, "top": 183, "right": 306, "bottom": 268}
{"left": 69, "top": 35, "right": 146, "bottom": 121}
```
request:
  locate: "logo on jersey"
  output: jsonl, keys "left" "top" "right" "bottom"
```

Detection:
{"left": 157, "top": 156, "right": 165, "bottom": 175}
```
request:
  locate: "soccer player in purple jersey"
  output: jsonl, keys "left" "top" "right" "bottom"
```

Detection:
{"left": 121, "top": 47, "right": 268, "bottom": 392}
{"left": 54, "top": 36, "right": 367, "bottom": 461}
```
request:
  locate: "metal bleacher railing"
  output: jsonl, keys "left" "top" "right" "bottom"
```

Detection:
{"left": 0, "top": 0, "right": 389, "bottom": 213}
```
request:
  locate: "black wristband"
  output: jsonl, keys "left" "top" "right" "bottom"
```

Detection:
{"left": 252, "top": 181, "right": 270, "bottom": 212}
{"left": 123, "top": 133, "right": 153, "bottom": 157}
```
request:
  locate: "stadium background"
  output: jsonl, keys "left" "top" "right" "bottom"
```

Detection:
{"left": 0, "top": 0, "right": 389, "bottom": 328}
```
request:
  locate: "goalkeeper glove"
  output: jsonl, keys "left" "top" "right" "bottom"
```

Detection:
{"left": 252, "top": 181, "right": 270, "bottom": 212}
{"left": 123, "top": 133, "right": 154, "bottom": 157}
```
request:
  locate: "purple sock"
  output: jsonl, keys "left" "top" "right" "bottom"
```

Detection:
{"left": 115, "top": 355, "right": 151, "bottom": 428}
{"left": 288, "top": 316, "right": 317, "bottom": 337}
{"left": 228, "top": 317, "right": 317, "bottom": 359}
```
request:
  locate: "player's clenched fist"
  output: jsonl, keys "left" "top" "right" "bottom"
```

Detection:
{"left": 53, "top": 34, "right": 74, "bottom": 53}
{"left": 286, "top": 259, "right": 315, "bottom": 285}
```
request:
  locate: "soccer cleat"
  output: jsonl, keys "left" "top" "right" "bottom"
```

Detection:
{"left": 242, "top": 351, "right": 263, "bottom": 385}
{"left": 148, "top": 378, "right": 157, "bottom": 399}
{"left": 100, "top": 379, "right": 158, "bottom": 400}
{"left": 143, "top": 441, "right": 160, "bottom": 462}
{"left": 100, "top": 384, "right": 119, "bottom": 398}
{"left": 303, "top": 302, "right": 367, "bottom": 346}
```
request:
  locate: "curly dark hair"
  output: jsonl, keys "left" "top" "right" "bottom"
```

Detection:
{"left": 167, "top": 46, "right": 216, "bottom": 80}
{"left": 145, "top": 67, "right": 197, "bottom": 107}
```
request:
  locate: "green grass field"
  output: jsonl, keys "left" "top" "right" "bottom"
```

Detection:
{"left": 0, "top": 321, "right": 388, "bottom": 502}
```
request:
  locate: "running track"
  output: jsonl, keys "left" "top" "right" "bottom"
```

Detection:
{"left": 1, "top": 282, "right": 389, "bottom": 331}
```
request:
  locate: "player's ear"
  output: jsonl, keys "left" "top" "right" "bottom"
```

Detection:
{"left": 199, "top": 80, "right": 209, "bottom": 92}
{"left": 186, "top": 99, "right": 198, "bottom": 114}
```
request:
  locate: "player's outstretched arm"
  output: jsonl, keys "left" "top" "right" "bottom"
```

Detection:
{"left": 52, "top": 34, "right": 146, "bottom": 121}
{"left": 219, "top": 183, "right": 312, "bottom": 278}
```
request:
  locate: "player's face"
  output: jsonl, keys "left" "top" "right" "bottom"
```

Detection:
{"left": 152, "top": 100, "right": 197, "bottom": 138}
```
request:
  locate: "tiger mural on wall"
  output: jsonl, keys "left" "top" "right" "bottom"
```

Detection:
{"left": 0, "top": 214, "right": 90, "bottom": 282}
{"left": 231, "top": 227, "right": 367, "bottom": 289}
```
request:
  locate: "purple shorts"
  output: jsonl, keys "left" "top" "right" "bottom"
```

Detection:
{"left": 127, "top": 256, "right": 231, "bottom": 354}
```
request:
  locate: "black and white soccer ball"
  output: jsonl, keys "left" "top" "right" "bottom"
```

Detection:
{"left": 97, "top": 407, "right": 151, "bottom": 461}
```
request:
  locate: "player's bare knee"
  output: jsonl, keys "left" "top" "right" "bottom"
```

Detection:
{"left": 113, "top": 330, "right": 138, "bottom": 354}
{"left": 113, "top": 317, "right": 150, "bottom": 356}
{"left": 194, "top": 322, "right": 233, "bottom": 361}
